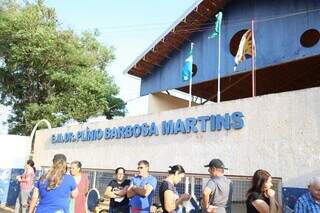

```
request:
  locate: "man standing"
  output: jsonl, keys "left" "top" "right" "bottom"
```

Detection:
{"left": 127, "top": 160, "right": 157, "bottom": 213}
{"left": 295, "top": 177, "right": 320, "bottom": 212}
{"left": 201, "top": 159, "right": 232, "bottom": 213}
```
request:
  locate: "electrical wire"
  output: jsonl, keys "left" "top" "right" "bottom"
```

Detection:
{"left": 76, "top": 7, "right": 320, "bottom": 36}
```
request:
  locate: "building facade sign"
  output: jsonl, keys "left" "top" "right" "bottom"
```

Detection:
{"left": 51, "top": 111, "right": 244, "bottom": 143}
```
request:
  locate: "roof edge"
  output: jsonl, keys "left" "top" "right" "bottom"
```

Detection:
{"left": 122, "top": 0, "right": 204, "bottom": 76}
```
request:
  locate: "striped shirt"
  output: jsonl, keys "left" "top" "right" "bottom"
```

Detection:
{"left": 294, "top": 192, "right": 320, "bottom": 213}
{"left": 19, "top": 167, "right": 35, "bottom": 192}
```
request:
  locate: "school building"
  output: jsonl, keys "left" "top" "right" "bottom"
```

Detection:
{"left": 3, "top": 0, "right": 320, "bottom": 211}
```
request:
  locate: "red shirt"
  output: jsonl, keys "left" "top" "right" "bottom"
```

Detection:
{"left": 74, "top": 173, "right": 89, "bottom": 213}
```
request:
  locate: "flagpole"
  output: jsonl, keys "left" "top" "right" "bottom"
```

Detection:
{"left": 251, "top": 20, "right": 256, "bottom": 97}
{"left": 188, "top": 42, "right": 194, "bottom": 107}
{"left": 217, "top": 18, "right": 221, "bottom": 103}
{"left": 189, "top": 74, "right": 192, "bottom": 107}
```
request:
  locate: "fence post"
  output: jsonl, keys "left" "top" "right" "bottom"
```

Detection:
{"left": 93, "top": 171, "right": 97, "bottom": 188}
{"left": 190, "top": 176, "right": 195, "bottom": 196}
{"left": 185, "top": 176, "right": 189, "bottom": 194}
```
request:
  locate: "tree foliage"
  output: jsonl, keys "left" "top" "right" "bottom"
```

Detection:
{"left": 0, "top": 0, "right": 126, "bottom": 135}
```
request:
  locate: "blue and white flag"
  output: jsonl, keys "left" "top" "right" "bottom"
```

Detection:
{"left": 182, "top": 42, "right": 194, "bottom": 81}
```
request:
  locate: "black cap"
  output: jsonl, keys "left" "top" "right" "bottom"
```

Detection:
{"left": 204, "top": 159, "right": 228, "bottom": 170}
{"left": 52, "top": 154, "right": 67, "bottom": 163}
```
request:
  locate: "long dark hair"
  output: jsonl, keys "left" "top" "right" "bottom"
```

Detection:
{"left": 27, "top": 160, "right": 36, "bottom": 173}
{"left": 247, "top": 169, "right": 271, "bottom": 197}
{"left": 168, "top": 165, "right": 185, "bottom": 174}
{"left": 46, "top": 159, "right": 67, "bottom": 190}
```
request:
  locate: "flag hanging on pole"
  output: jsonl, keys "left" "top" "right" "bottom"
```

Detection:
{"left": 234, "top": 29, "right": 256, "bottom": 71}
{"left": 182, "top": 42, "right": 194, "bottom": 81}
{"left": 208, "top": 11, "right": 223, "bottom": 103}
{"left": 208, "top": 12, "right": 223, "bottom": 39}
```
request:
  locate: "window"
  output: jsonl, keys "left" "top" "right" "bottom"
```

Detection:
{"left": 300, "top": 29, "right": 320, "bottom": 48}
{"left": 192, "top": 64, "right": 198, "bottom": 77}
{"left": 229, "top": 29, "right": 249, "bottom": 56}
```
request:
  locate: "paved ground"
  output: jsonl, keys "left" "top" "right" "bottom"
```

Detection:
{"left": 0, "top": 206, "right": 14, "bottom": 213}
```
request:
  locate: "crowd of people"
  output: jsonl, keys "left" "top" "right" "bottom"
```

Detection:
{"left": 14, "top": 154, "right": 320, "bottom": 213}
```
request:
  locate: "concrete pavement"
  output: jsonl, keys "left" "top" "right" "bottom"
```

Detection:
{"left": 0, "top": 205, "right": 14, "bottom": 213}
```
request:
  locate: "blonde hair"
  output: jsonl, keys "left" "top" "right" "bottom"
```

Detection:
{"left": 45, "top": 159, "right": 67, "bottom": 190}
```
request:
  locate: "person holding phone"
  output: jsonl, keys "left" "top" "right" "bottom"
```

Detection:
{"left": 246, "top": 169, "right": 281, "bottom": 213}
{"left": 159, "top": 165, "right": 190, "bottom": 213}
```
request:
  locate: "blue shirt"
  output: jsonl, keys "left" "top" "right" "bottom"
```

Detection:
{"left": 294, "top": 192, "right": 320, "bottom": 213}
{"left": 35, "top": 174, "right": 76, "bottom": 213}
{"left": 130, "top": 175, "right": 157, "bottom": 211}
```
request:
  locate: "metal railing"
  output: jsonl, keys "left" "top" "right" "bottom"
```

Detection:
{"left": 37, "top": 167, "right": 281, "bottom": 213}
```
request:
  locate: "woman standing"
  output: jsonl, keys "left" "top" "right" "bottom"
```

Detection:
{"left": 29, "top": 154, "right": 78, "bottom": 213}
{"left": 159, "top": 165, "right": 191, "bottom": 213}
{"left": 104, "top": 167, "right": 130, "bottom": 213}
{"left": 15, "top": 160, "right": 36, "bottom": 213}
{"left": 246, "top": 169, "right": 281, "bottom": 213}
{"left": 70, "top": 161, "right": 89, "bottom": 213}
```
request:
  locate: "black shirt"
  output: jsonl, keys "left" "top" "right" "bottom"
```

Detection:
{"left": 107, "top": 179, "right": 130, "bottom": 208}
{"left": 246, "top": 192, "right": 270, "bottom": 213}
{"left": 159, "top": 181, "right": 178, "bottom": 213}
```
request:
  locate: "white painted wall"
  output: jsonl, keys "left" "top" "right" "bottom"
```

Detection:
{"left": 33, "top": 87, "right": 320, "bottom": 188}
{"left": 0, "top": 135, "right": 30, "bottom": 168}
{"left": 147, "top": 92, "right": 198, "bottom": 114}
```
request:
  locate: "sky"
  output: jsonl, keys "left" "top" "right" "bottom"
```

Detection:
{"left": 0, "top": 0, "right": 199, "bottom": 134}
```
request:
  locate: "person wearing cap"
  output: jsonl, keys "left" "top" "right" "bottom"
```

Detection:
{"left": 294, "top": 177, "right": 320, "bottom": 212}
{"left": 201, "top": 159, "right": 232, "bottom": 213}
{"left": 28, "top": 154, "right": 79, "bottom": 213}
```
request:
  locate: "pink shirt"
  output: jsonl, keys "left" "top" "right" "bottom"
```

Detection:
{"left": 19, "top": 167, "right": 35, "bottom": 192}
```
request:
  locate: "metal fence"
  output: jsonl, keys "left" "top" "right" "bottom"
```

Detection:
{"left": 75, "top": 168, "right": 282, "bottom": 213}
{"left": 39, "top": 167, "right": 282, "bottom": 212}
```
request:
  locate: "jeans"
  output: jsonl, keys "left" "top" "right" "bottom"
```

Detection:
{"left": 15, "top": 191, "right": 31, "bottom": 213}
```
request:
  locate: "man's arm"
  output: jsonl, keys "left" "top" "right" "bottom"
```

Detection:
{"left": 126, "top": 185, "right": 136, "bottom": 198}
{"left": 132, "top": 177, "right": 157, "bottom": 197}
{"left": 294, "top": 199, "right": 307, "bottom": 213}
{"left": 202, "top": 187, "right": 212, "bottom": 210}
{"left": 132, "top": 184, "right": 154, "bottom": 197}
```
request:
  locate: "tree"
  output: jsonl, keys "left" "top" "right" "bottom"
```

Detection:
{"left": 0, "top": 0, "right": 126, "bottom": 135}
